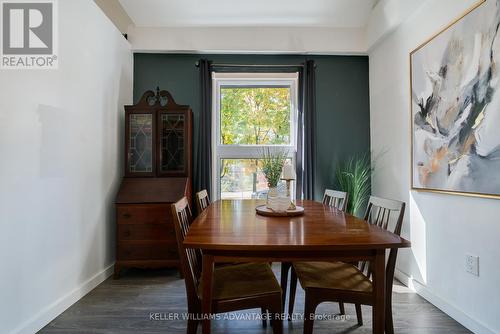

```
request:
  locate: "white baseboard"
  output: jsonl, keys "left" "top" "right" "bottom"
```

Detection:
{"left": 11, "top": 263, "right": 115, "bottom": 334}
{"left": 394, "top": 269, "right": 497, "bottom": 334}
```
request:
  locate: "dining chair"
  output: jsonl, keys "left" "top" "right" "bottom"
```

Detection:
{"left": 195, "top": 189, "right": 210, "bottom": 214}
{"left": 322, "top": 189, "right": 348, "bottom": 211}
{"left": 287, "top": 195, "right": 405, "bottom": 334}
{"left": 196, "top": 189, "right": 245, "bottom": 272}
{"left": 280, "top": 189, "right": 348, "bottom": 315}
{"left": 171, "top": 197, "right": 283, "bottom": 334}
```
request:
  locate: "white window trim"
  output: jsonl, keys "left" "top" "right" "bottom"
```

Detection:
{"left": 211, "top": 72, "right": 299, "bottom": 200}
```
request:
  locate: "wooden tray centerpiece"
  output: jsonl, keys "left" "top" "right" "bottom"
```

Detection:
{"left": 256, "top": 204, "right": 304, "bottom": 217}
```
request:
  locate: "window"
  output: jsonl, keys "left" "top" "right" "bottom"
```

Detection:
{"left": 212, "top": 72, "right": 298, "bottom": 199}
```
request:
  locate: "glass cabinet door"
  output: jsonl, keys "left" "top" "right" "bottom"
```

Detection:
{"left": 128, "top": 113, "right": 154, "bottom": 174}
{"left": 159, "top": 113, "right": 185, "bottom": 174}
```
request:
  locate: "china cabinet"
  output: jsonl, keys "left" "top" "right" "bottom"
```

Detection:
{"left": 114, "top": 88, "right": 192, "bottom": 278}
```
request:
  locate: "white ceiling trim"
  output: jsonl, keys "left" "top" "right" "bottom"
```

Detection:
{"left": 119, "top": 0, "right": 378, "bottom": 29}
{"left": 127, "top": 26, "right": 367, "bottom": 55}
{"left": 95, "top": 0, "right": 425, "bottom": 54}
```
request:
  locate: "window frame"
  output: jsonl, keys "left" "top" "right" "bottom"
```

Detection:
{"left": 212, "top": 72, "right": 299, "bottom": 200}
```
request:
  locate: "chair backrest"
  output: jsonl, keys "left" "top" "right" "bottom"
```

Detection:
{"left": 171, "top": 197, "right": 202, "bottom": 305}
{"left": 322, "top": 189, "right": 348, "bottom": 211}
{"left": 364, "top": 196, "right": 405, "bottom": 235}
{"left": 360, "top": 196, "right": 405, "bottom": 281}
{"left": 195, "top": 189, "right": 210, "bottom": 214}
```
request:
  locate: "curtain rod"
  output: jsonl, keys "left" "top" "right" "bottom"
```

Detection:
{"left": 195, "top": 62, "right": 305, "bottom": 68}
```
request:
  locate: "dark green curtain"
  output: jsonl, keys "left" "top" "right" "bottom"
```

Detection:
{"left": 299, "top": 60, "right": 316, "bottom": 200}
{"left": 194, "top": 59, "right": 213, "bottom": 199}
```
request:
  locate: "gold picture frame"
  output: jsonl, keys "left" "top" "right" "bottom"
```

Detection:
{"left": 409, "top": 0, "right": 500, "bottom": 200}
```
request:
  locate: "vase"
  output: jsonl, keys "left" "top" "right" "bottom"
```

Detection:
{"left": 266, "top": 186, "right": 291, "bottom": 212}
{"left": 266, "top": 186, "right": 279, "bottom": 208}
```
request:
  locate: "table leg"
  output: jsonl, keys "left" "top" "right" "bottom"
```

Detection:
{"left": 202, "top": 254, "right": 214, "bottom": 334}
{"left": 372, "top": 250, "right": 386, "bottom": 334}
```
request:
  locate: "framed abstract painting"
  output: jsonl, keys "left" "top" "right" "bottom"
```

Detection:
{"left": 411, "top": 0, "right": 500, "bottom": 199}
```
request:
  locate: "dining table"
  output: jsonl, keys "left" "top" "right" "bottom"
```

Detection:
{"left": 183, "top": 199, "right": 411, "bottom": 334}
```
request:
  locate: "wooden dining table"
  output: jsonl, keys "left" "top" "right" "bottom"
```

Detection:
{"left": 183, "top": 199, "right": 411, "bottom": 334}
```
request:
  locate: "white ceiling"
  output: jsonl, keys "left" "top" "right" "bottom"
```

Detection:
{"left": 119, "top": 0, "right": 379, "bottom": 28}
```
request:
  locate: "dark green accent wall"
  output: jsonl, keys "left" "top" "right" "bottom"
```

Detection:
{"left": 133, "top": 54, "right": 370, "bottom": 200}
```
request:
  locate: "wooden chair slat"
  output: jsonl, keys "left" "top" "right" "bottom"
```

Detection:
{"left": 358, "top": 197, "right": 405, "bottom": 280}
{"left": 195, "top": 189, "right": 211, "bottom": 215}
{"left": 322, "top": 189, "right": 348, "bottom": 211}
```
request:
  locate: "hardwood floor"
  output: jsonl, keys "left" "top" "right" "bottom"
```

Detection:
{"left": 40, "top": 265, "right": 470, "bottom": 333}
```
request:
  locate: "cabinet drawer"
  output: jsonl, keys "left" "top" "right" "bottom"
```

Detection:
{"left": 118, "top": 241, "right": 178, "bottom": 261}
{"left": 118, "top": 224, "right": 175, "bottom": 241}
{"left": 116, "top": 205, "right": 170, "bottom": 225}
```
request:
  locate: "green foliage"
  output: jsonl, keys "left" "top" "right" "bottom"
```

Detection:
{"left": 220, "top": 87, "right": 291, "bottom": 145}
{"left": 218, "top": 87, "right": 291, "bottom": 196}
{"left": 220, "top": 159, "right": 263, "bottom": 194}
{"left": 261, "top": 148, "right": 288, "bottom": 188}
{"left": 336, "top": 153, "right": 373, "bottom": 216}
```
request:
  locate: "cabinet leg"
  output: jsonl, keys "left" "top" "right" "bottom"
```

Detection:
{"left": 113, "top": 264, "right": 121, "bottom": 280}
{"left": 178, "top": 265, "right": 184, "bottom": 279}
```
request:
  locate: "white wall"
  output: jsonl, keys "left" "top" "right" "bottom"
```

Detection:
{"left": 128, "top": 26, "right": 366, "bottom": 54}
{"left": 94, "top": 0, "right": 132, "bottom": 34}
{"left": 369, "top": 0, "right": 500, "bottom": 333}
{"left": 365, "top": 0, "right": 424, "bottom": 51}
{"left": 0, "top": 1, "right": 133, "bottom": 333}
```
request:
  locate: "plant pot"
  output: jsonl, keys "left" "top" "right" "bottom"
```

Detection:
{"left": 266, "top": 187, "right": 279, "bottom": 208}
{"left": 266, "top": 186, "right": 290, "bottom": 212}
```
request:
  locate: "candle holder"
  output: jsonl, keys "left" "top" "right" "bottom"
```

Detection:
{"left": 281, "top": 163, "right": 296, "bottom": 210}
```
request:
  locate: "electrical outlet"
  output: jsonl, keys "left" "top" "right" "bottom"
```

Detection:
{"left": 465, "top": 254, "right": 479, "bottom": 276}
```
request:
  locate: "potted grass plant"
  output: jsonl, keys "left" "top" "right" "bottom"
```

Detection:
{"left": 335, "top": 152, "right": 373, "bottom": 217}
{"left": 261, "top": 148, "right": 288, "bottom": 210}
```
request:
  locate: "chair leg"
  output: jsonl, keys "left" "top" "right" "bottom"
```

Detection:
{"left": 339, "top": 302, "right": 345, "bottom": 315}
{"left": 280, "top": 262, "right": 291, "bottom": 309}
{"left": 288, "top": 267, "right": 298, "bottom": 320}
{"left": 186, "top": 305, "right": 200, "bottom": 334}
{"left": 385, "top": 310, "right": 394, "bottom": 334}
{"left": 187, "top": 319, "right": 198, "bottom": 334}
{"left": 303, "top": 292, "right": 318, "bottom": 334}
{"left": 272, "top": 318, "right": 283, "bottom": 334}
{"left": 270, "top": 296, "right": 283, "bottom": 334}
{"left": 355, "top": 304, "right": 363, "bottom": 326}
{"left": 261, "top": 307, "right": 268, "bottom": 328}
{"left": 385, "top": 283, "right": 394, "bottom": 334}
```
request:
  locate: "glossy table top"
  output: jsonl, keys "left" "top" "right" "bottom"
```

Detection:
{"left": 184, "top": 200, "right": 411, "bottom": 251}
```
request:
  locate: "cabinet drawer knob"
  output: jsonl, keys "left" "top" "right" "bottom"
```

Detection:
{"left": 122, "top": 213, "right": 131, "bottom": 219}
